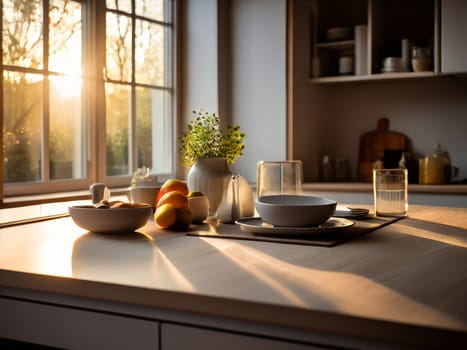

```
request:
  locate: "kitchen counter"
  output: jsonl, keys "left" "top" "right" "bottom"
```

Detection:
{"left": 1, "top": 204, "right": 467, "bottom": 349}
{"left": 303, "top": 182, "right": 467, "bottom": 194}
{"left": 303, "top": 183, "right": 467, "bottom": 208}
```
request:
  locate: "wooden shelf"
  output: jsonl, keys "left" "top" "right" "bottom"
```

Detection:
{"left": 316, "top": 40, "right": 354, "bottom": 50}
{"left": 310, "top": 71, "right": 436, "bottom": 84}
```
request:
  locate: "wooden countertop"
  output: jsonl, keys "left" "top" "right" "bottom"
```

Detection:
{"left": 1, "top": 203, "right": 467, "bottom": 348}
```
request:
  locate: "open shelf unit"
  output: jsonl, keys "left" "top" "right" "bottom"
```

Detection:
{"left": 310, "top": 0, "right": 438, "bottom": 83}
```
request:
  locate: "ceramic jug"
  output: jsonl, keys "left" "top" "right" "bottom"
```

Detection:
{"left": 216, "top": 175, "right": 255, "bottom": 224}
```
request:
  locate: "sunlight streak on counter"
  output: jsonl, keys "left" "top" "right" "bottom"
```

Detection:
{"left": 199, "top": 236, "right": 467, "bottom": 331}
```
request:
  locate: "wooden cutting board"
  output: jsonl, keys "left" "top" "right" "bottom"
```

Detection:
{"left": 358, "top": 118, "right": 410, "bottom": 182}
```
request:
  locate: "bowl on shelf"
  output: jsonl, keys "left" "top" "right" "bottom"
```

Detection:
{"left": 255, "top": 195, "right": 337, "bottom": 227}
{"left": 325, "top": 27, "right": 353, "bottom": 41}
{"left": 69, "top": 204, "right": 152, "bottom": 233}
{"left": 381, "top": 57, "right": 409, "bottom": 73}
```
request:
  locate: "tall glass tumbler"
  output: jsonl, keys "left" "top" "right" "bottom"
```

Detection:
{"left": 373, "top": 168, "right": 408, "bottom": 217}
{"left": 256, "top": 161, "right": 303, "bottom": 199}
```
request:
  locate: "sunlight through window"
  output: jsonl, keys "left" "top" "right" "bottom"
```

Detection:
{"left": 1, "top": 0, "right": 175, "bottom": 196}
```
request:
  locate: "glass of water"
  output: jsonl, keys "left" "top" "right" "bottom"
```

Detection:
{"left": 373, "top": 168, "right": 408, "bottom": 217}
{"left": 256, "top": 160, "right": 303, "bottom": 199}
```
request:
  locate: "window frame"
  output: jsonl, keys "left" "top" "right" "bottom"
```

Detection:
{"left": 1, "top": 0, "right": 177, "bottom": 199}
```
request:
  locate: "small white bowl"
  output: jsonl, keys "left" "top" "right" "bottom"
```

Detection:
{"left": 255, "top": 195, "right": 337, "bottom": 227}
{"left": 69, "top": 205, "right": 152, "bottom": 233}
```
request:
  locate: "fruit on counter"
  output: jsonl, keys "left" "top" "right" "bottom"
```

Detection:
{"left": 154, "top": 203, "right": 177, "bottom": 229}
{"left": 156, "top": 190, "right": 189, "bottom": 209}
{"left": 187, "top": 192, "right": 209, "bottom": 223}
{"left": 153, "top": 178, "right": 195, "bottom": 230}
{"left": 172, "top": 206, "right": 193, "bottom": 230}
{"left": 155, "top": 179, "right": 189, "bottom": 206}
{"left": 154, "top": 203, "right": 193, "bottom": 230}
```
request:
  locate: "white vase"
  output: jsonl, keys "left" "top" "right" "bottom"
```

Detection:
{"left": 187, "top": 158, "right": 232, "bottom": 214}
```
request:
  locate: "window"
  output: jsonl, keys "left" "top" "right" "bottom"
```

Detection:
{"left": 1, "top": 0, "right": 175, "bottom": 197}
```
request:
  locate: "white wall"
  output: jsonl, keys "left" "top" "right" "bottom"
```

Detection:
{"left": 180, "top": 0, "right": 288, "bottom": 183}
{"left": 179, "top": 0, "right": 220, "bottom": 177}
{"left": 323, "top": 80, "right": 467, "bottom": 181}
{"left": 181, "top": 0, "right": 219, "bottom": 119}
{"left": 229, "top": 0, "right": 288, "bottom": 183}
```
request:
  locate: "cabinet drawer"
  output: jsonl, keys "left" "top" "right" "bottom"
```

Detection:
{"left": 162, "top": 323, "right": 326, "bottom": 350}
{"left": 0, "top": 297, "right": 159, "bottom": 349}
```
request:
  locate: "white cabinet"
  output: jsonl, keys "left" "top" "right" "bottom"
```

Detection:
{"left": 0, "top": 297, "right": 159, "bottom": 350}
{"left": 161, "top": 323, "right": 327, "bottom": 350}
{"left": 441, "top": 0, "right": 467, "bottom": 73}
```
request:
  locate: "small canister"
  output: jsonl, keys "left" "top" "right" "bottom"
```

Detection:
{"left": 419, "top": 144, "right": 451, "bottom": 184}
{"left": 419, "top": 156, "right": 444, "bottom": 184}
{"left": 338, "top": 56, "right": 354, "bottom": 75}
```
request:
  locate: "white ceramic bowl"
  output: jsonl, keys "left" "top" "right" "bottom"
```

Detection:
{"left": 255, "top": 195, "right": 337, "bottom": 227}
{"left": 69, "top": 205, "right": 152, "bottom": 233}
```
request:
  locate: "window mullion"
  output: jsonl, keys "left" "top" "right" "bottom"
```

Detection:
{"left": 94, "top": 0, "right": 108, "bottom": 183}
{"left": 42, "top": 0, "right": 51, "bottom": 183}
{"left": 130, "top": 1, "right": 137, "bottom": 174}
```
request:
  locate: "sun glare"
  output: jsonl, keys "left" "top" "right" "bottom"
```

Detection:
{"left": 50, "top": 74, "right": 82, "bottom": 99}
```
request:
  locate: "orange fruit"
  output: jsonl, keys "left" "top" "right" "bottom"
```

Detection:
{"left": 155, "top": 179, "right": 189, "bottom": 205}
{"left": 172, "top": 206, "right": 193, "bottom": 230}
{"left": 156, "top": 191, "right": 188, "bottom": 209}
{"left": 154, "top": 203, "right": 177, "bottom": 229}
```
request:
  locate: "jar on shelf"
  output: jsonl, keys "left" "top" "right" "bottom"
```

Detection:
{"left": 411, "top": 46, "right": 433, "bottom": 72}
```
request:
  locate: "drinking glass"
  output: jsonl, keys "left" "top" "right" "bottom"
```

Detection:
{"left": 373, "top": 168, "right": 408, "bottom": 217}
{"left": 256, "top": 161, "right": 303, "bottom": 199}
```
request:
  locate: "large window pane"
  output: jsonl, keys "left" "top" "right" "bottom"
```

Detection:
{"left": 49, "top": 76, "right": 84, "bottom": 180}
{"left": 48, "top": 0, "right": 83, "bottom": 180}
{"left": 106, "top": 12, "right": 132, "bottom": 82}
{"left": 3, "top": 71, "right": 42, "bottom": 183}
{"left": 49, "top": 0, "right": 82, "bottom": 74}
{"left": 136, "top": 88, "right": 172, "bottom": 174}
{"left": 135, "top": 87, "right": 153, "bottom": 168}
{"left": 106, "top": 83, "right": 130, "bottom": 176}
{"left": 2, "top": 0, "right": 43, "bottom": 68}
{"left": 135, "top": 19, "right": 165, "bottom": 85}
{"left": 105, "top": 0, "right": 174, "bottom": 179}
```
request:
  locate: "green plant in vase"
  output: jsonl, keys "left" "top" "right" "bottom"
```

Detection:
{"left": 179, "top": 109, "right": 245, "bottom": 213}
{"left": 179, "top": 109, "right": 245, "bottom": 167}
